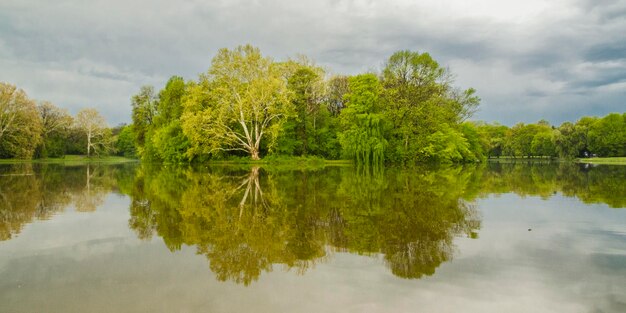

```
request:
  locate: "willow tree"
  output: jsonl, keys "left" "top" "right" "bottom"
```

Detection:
{"left": 338, "top": 74, "right": 387, "bottom": 166}
{"left": 182, "top": 45, "right": 293, "bottom": 160}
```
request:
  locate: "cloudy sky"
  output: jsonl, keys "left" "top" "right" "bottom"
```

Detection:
{"left": 1, "top": 0, "right": 624, "bottom": 126}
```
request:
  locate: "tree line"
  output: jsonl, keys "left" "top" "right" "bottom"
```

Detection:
{"left": 476, "top": 113, "right": 626, "bottom": 159}
{"left": 0, "top": 82, "right": 130, "bottom": 159}
{"left": 130, "top": 45, "right": 481, "bottom": 165}
{"left": 3, "top": 45, "right": 624, "bottom": 163}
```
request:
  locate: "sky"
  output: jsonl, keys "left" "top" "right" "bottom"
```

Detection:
{"left": 0, "top": 0, "right": 624, "bottom": 126}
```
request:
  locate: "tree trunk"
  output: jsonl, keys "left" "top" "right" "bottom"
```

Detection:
{"left": 87, "top": 132, "right": 91, "bottom": 157}
{"left": 250, "top": 148, "right": 260, "bottom": 160}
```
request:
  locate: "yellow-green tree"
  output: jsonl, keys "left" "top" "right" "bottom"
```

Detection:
{"left": 182, "top": 45, "right": 294, "bottom": 160}
{"left": 0, "top": 82, "right": 42, "bottom": 159}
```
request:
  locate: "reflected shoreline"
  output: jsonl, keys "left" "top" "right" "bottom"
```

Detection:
{"left": 1, "top": 162, "right": 625, "bottom": 284}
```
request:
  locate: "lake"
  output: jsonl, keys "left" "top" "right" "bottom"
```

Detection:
{"left": 1, "top": 162, "right": 625, "bottom": 313}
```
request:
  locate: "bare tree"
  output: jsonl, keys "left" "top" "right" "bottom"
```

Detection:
{"left": 75, "top": 108, "right": 108, "bottom": 157}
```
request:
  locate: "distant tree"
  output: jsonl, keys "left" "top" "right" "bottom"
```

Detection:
{"left": 531, "top": 131, "right": 556, "bottom": 157}
{"left": 554, "top": 122, "right": 582, "bottom": 158}
{"left": 37, "top": 101, "right": 73, "bottom": 158}
{"left": 588, "top": 113, "right": 626, "bottom": 157}
{"left": 0, "top": 82, "right": 42, "bottom": 159}
{"left": 131, "top": 85, "right": 158, "bottom": 154}
{"left": 326, "top": 75, "right": 350, "bottom": 116}
{"left": 115, "top": 125, "right": 136, "bottom": 158}
{"left": 476, "top": 122, "right": 509, "bottom": 158}
{"left": 75, "top": 108, "right": 108, "bottom": 157}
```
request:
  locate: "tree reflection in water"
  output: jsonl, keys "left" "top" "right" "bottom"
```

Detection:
{"left": 2, "top": 161, "right": 625, "bottom": 285}
{"left": 126, "top": 165, "right": 482, "bottom": 284}
{"left": 0, "top": 163, "right": 129, "bottom": 241}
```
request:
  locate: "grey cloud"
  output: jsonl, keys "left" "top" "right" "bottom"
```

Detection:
{"left": 0, "top": 0, "right": 624, "bottom": 126}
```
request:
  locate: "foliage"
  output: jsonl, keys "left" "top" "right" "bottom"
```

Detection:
{"left": 131, "top": 86, "right": 158, "bottom": 155}
{"left": 75, "top": 108, "right": 110, "bottom": 157}
{"left": 115, "top": 125, "right": 137, "bottom": 158}
{"left": 121, "top": 164, "right": 481, "bottom": 284}
{"left": 380, "top": 50, "right": 480, "bottom": 163}
{"left": 181, "top": 45, "right": 294, "bottom": 160}
{"left": 0, "top": 83, "right": 42, "bottom": 159}
{"left": 338, "top": 74, "right": 387, "bottom": 166}
{"left": 421, "top": 124, "right": 473, "bottom": 163}
{"left": 35, "top": 101, "right": 73, "bottom": 158}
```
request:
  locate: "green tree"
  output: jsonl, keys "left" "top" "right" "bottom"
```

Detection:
{"left": 476, "top": 122, "right": 509, "bottom": 158}
{"left": 36, "top": 101, "right": 73, "bottom": 158}
{"left": 338, "top": 74, "right": 387, "bottom": 166}
{"left": 181, "top": 45, "right": 293, "bottom": 160}
{"left": 531, "top": 131, "right": 556, "bottom": 157}
{"left": 0, "top": 82, "right": 42, "bottom": 159}
{"left": 506, "top": 123, "right": 540, "bottom": 157}
{"left": 115, "top": 125, "right": 136, "bottom": 158}
{"left": 554, "top": 122, "right": 582, "bottom": 158}
{"left": 421, "top": 124, "right": 473, "bottom": 163}
{"left": 380, "top": 50, "right": 480, "bottom": 163}
{"left": 151, "top": 76, "right": 190, "bottom": 163}
{"left": 588, "top": 113, "right": 626, "bottom": 157}
{"left": 131, "top": 85, "right": 158, "bottom": 157}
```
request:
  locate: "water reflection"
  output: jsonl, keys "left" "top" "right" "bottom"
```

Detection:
{"left": 479, "top": 162, "right": 626, "bottom": 208}
{"left": 1, "top": 161, "right": 625, "bottom": 286}
{"left": 124, "top": 165, "right": 482, "bottom": 284}
{"left": 0, "top": 163, "right": 132, "bottom": 241}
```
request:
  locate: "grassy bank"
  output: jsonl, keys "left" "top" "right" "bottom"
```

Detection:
{"left": 199, "top": 155, "right": 352, "bottom": 166}
{"left": 0, "top": 155, "right": 139, "bottom": 164}
{"left": 577, "top": 157, "right": 626, "bottom": 165}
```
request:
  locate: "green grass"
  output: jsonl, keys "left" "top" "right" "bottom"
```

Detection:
{"left": 0, "top": 155, "right": 139, "bottom": 164}
{"left": 198, "top": 155, "right": 352, "bottom": 168}
{"left": 577, "top": 157, "right": 626, "bottom": 165}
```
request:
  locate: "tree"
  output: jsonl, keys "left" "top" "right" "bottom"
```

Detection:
{"left": 182, "top": 45, "right": 293, "bottom": 160}
{"left": 339, "top": 74, "right": 387, "bottom": 166}
{"left": 0, "top": 82, "right": 42, "bottom": 159}
{"left": 37, "top": 101, "right": 73, "bottom": 158}
{"left": 75, "top": 108, "right": 108, "bottom": 157}
{"left": 151, "top": 76, "right": 190, "bottom": 163}
{"left": 115, "top": 125, "right": 136, "bottom": 158}
{"left": 327, "top": 75, "right": 350, "bottom": 116}
{"left": 476, "top": 122, "right": 509, "bottom": 158}
{"left": 131, "top": 85, "right": 158, "bottom": 155}
{"left": 554, "top": 122, "right": 582, "bottom": 158}
{"left": 531, "top": 131, "right": 556, "bottom": 157}
{"left": 380, "top": 50, "right": 480, "bottom": 163}
{"left": 588, "top": 113, "right": 626, "bottom": 157}
{"left": 506, "top": 123, "right": 541, "bottom": 157}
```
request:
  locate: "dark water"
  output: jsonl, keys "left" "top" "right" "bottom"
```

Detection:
{"left": 1, "top": 162, "right": 625, "bottom": 313}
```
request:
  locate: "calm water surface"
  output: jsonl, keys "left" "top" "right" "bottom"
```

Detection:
{"left": 1, "top": 162, "right": 625, "bottom": 313}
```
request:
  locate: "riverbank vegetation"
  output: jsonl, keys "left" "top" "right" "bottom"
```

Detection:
{"left": 3, "top": 45, "right": 625, "bottom": 165}
{"left": 0, "top": 82, "right": 135, "bottom": 160}
{"left": 130, "top": 45, "right": 481, "bottom": 165}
